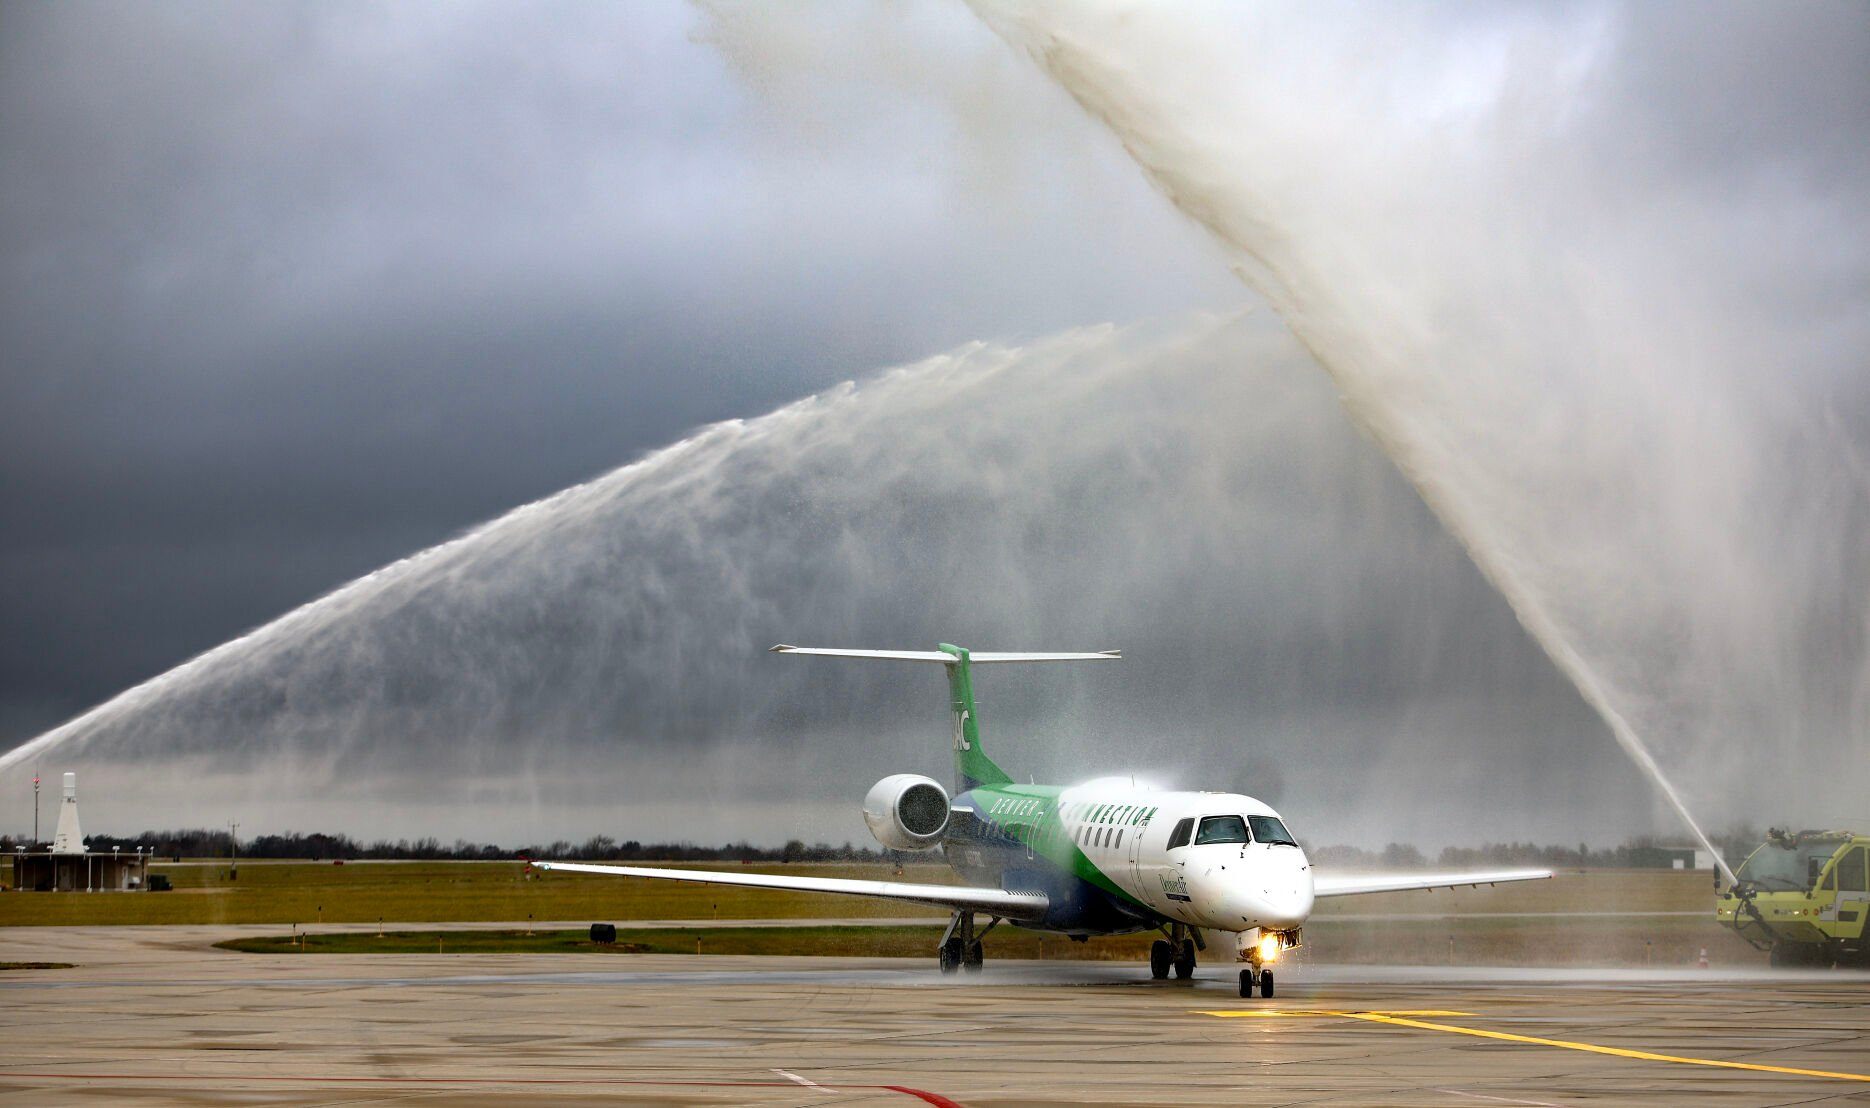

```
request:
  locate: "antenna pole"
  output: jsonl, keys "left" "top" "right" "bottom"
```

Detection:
{"left": 229, "top": 821, "right": 240, "bottom": 882}
{"left": 33, "top": 772, "right": 40, "bottom": 847}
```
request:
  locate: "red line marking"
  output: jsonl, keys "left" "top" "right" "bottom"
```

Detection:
{"left": 883, "top": 1084, "right": 968, "bottom": 1108}
{"left": 0, "top": 1071, "right": 963, "bottom": 1102}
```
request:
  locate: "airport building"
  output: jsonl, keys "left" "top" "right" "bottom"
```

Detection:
{"left": 8, "top": 772, "right": 151, "bottom": 892}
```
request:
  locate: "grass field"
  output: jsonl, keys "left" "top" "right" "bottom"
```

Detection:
{"left": 0, "top": 860, "right": 950, "bottom": 927}
{"left": 0, "top": 860, "right": 1746, "bottom": 967}
{"left": 214, "top": 910, "right": 1745, "bottom": 966}
{"left": 0, "top": 861, "right": 1719, "bottom": 928}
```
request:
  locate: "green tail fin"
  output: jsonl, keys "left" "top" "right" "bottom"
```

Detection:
{"left": 940, "top": 644, "right": 1012, "bottom": 791}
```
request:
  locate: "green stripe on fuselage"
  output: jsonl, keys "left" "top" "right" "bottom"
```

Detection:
{"left": 967, "top": 784, "right": 1143, "bottom": 908}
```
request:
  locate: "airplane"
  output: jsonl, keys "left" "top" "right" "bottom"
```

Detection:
{"left": 531, "top": 644, "right": 1552, "bottom": 997}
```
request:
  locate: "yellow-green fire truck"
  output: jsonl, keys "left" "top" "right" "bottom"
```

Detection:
{"left": 1717, "top": 829, "right": 1869, "bottom": 967}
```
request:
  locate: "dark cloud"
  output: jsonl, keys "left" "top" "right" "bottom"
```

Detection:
{"left": 0, "top": 1, "right": 1236, "bottom": 735}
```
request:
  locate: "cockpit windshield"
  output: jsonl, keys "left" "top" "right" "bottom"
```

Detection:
{"left": 1194, "top": 815, "right": 1250, "bottom": 845}
{"left": 1736, "top": 839, "right": 1844, "bottom": 892}
{"left": 1248, "top": 815, "right": 1297, "bottom": 847}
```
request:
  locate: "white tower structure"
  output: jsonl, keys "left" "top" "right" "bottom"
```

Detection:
{"left": 51, "top": 771, "right": 84, "bottom": 855}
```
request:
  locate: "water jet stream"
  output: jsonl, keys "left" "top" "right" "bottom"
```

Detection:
{"left": 14, "top": 314, "right": 1538, "bottom": 848}
{"left": 965, "top": 2, "right": 1781, "bottom": 880}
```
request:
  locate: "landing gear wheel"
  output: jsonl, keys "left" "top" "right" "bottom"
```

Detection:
{"left": 939, "top": 937, "right": 963, "bottom": 975}
{"left": 1150, "top": 940, "right": 1173, "bottom": 980}
{"left": 1173, "top": 939, "right": 1197, "bottom": 980}
{"left": 1260, "top": 969, "right": 1274, "bottom": 998}
{"left": 1238, "top": 968, "right": 1256, "bottom": 998}
{"left": 963, "top": 940, "right": 984, "bottom": 973}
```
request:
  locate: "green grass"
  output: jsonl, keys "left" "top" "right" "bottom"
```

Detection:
{"left": 4, "top": 861, "right": 1748, "bottom": 964}
{"left": 0, "top": 860, "right": 955, "bottom": 927}
{"left": 215, "top": 925, "right": 1144, "bottom": 960}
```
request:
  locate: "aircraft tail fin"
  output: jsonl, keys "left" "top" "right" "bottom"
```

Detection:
{"left": 768, "top": 643, "right": 1119, "bottom": 791}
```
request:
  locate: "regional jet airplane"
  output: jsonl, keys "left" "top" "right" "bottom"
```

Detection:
{"left": 532, "top": 645, "right": 1551, "bottom": 997}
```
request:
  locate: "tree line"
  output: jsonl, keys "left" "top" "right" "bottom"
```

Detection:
{"left": 0, "top": 828, "right": 898, "bottom": 864}
{"left": 1311, "top": 828, "right": 1764, "bottom": 871}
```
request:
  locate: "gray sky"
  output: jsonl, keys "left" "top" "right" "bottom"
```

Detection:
{"left": 0, "top": 2, "right": 1227, "bottom": 725}
{"left": 2, "top": 2, "right": 1864, "bottom": 849}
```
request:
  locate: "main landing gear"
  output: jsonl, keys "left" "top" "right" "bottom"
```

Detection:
{"left": 938, "top": 911, "right": 995, "bottom": 975}
{"left": 1150, "top": 923, "right": 1200, "bottom": 980}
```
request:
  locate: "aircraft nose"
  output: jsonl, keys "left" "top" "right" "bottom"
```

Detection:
{"left": 1256, "top": 880, "right": 1314, "bottom": 929}
{"left": 1232, "top": 860, "right": 1313, "bottom": 930}
{"left": 1187, "top": 851, "right": 1315, "bottom": 930}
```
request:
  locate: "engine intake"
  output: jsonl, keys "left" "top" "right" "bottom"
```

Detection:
{"left": 863, "top": 774, "right": 951, "bottom": 851}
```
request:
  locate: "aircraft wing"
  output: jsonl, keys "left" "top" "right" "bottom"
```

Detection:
{"left": 1312, "top": 868, "right": 1553, "bottom": 898}
{"left": 528, "top": 860, "right": 1050, "bottom": 920}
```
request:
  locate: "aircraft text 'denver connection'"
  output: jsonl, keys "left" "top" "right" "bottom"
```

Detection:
{"left": 531, "top": 644, "right": 1550, "bottom": 997}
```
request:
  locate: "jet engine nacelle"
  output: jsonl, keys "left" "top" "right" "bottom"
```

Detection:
{"left": 862, "top": 774, "right": 951, "bottom": 851}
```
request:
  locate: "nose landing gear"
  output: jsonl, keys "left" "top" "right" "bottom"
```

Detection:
{"left": 1238, "top": 965, "right": 1274, "bottom": 998}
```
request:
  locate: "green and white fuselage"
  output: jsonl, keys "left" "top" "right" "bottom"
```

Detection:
{"left": 533, "top": 643, "right": 1549, "bottom": 981}
{"left": 941, "top": 777, "right": 1312, "bottom": 936}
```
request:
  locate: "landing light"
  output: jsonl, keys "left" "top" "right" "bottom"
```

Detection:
{"left": 1259, "top": 935, "right": 1281, "bottom": 964}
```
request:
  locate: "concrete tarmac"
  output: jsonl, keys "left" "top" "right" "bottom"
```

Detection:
{"left": 3, "top": 925, "right": 1868, "bottom": 1106}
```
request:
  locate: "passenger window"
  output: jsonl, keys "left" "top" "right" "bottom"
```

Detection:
{"left": 1166, "top": 818, "right": 1194, "bottom": 851}
{"left": 1840, "top": 848, "right": 1868, "bottom": 893}
{"left": 1115, "top": 830, "right": 1124, "bottom": 849}
{"left": 1195, "top": 815, "right": 1250, "bottom": 845}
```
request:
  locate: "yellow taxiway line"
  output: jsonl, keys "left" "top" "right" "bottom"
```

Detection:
{"left": 1198, "top": 1009, "right": 1870, "bottom": 1083}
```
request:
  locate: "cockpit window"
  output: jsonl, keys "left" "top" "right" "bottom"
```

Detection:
{"left": 1166, "top": 818, "right": 1194, "bottom": 850}
{"left": 1248, "top": 815, "right": 1297, "bottom": 847}
{"left": 1194, "top": 815, "right": 1250, "bottom": 845}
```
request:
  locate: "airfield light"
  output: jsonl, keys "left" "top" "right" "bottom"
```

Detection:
{"left": 1258, "top": 935, "right": 1281, "bottom": 964}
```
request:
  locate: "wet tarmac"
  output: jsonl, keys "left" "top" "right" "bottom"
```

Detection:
{"left": 2, "top": 925, "right": 1867, "bottom": 1105}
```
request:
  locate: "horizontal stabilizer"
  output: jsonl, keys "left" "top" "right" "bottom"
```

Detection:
{"left": 529, "top": 860, "right": 1050, "bottom": 920}
{"left": 770, "top": 645, "right": 1119, "bottom": 663}
{"left": 1313, "top": 868, "right": 1553, "bottom": 898}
